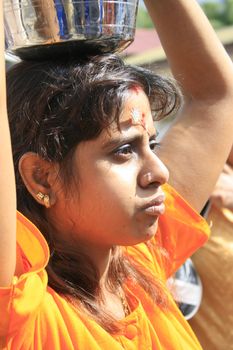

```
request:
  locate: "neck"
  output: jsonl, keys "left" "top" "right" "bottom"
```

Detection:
{"left": 48, "top": 216, "right": 115, "bottom": 286}
{"left": 75, "top": 239, "right": 115, "bottom": 286}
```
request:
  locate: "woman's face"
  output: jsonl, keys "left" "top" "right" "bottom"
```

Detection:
{"left": 50, "top": 89, "right": 169, "bottom": 249}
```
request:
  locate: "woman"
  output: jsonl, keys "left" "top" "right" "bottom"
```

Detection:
{"left": 1, "top": 0, "right": 233, "bottom": 349}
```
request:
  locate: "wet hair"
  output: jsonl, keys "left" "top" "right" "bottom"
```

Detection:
{"left": 7, "top": 54, "right": 181, "bottom": 332}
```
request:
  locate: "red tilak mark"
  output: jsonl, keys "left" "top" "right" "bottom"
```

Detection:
{"left": 130, "top": 85, "right": 142, "bottom": 95}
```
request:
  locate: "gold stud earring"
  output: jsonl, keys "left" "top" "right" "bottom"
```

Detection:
{"left": 43, "top": 194, "right": 50, "bottom": 208}
{"left": 36, "top": 192, "right": 50, "bottom": 208}
{"left": 36, "top": 192, "right": 45, "bottom": 201}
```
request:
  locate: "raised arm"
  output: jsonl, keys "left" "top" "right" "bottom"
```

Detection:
{"left": 145, "top": 0, "right": 233, "bottom": 212}
{"left": 0, "top": 0, "right": 16, "bottom": 286}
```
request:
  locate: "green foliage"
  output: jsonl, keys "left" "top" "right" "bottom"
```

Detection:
{"left": 136, "top": 7, "right": 153, "bottom": 28}
{"left": 200, "top": 0, "right": 233, "bottom": 28}
{"left": 224, "top": 0, "right": 233, "bottom": 24}
{"left": 201, "top": 1, "right": 223, "bottom": 19}
{"left": 209, "top": 18, "right": 226, "bottom": 29}
{"left": 136, "top": 1, "right": 233, "bottom": 30}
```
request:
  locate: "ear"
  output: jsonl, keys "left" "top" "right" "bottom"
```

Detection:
{"left": 18, "top": 152, "right": 60, "bottom": 208}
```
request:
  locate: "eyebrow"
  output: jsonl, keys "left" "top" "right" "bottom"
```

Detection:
{"left": 102, "top": 132, "right": 156, "bottom": 150}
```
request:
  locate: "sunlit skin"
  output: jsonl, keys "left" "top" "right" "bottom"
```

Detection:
{"left": 47, "top": 89, "right": 169, "bottom": 273}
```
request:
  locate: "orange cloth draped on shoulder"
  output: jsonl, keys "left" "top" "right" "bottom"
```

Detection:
{"left": 0, "top": 184, "right": 210, "bottom": 350}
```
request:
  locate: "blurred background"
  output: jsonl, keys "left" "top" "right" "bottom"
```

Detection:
{"left": 124, "top": 0, "right": 233, "bottom": 69}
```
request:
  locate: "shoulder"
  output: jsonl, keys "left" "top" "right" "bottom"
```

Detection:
{"left": 0, "top": 212, "right": 50, "bottom": 342}
{"left": 16, "top": 211, "right": 50, "bottom": 273}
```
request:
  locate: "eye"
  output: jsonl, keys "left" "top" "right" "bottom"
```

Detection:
{"left": 112, "top": 144, "right": 135, "bottom": 161}
{"left": 114, "top": 144, "right": 133, "bottom": 157}
{"left": 149, "top": 139, "right": 161, "bottom": 151}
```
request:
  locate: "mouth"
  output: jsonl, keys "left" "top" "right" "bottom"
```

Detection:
{"left": 140, "top": 193, "right": 166, "bottom": 216}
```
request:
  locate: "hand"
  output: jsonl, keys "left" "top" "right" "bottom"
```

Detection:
{"left": 211, "top": 164, "right": 233, "bottom": 211}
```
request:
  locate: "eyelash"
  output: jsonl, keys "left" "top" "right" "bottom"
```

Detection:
{"left": 149, "top": 139, "right": 161, "bottom": 152}
{"left": 114, "top": 139, "right": 161, "bottom": 158}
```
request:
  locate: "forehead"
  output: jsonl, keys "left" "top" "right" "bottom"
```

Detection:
{"left": 75, "top": 89, "right": 156, "bottom": 155}
{"left": 121, "top": 87, "right": 150, "bottom": 116}
{"left": 98, "top": 88, "right": 155, "bottom": 145}
{"left": 118, "top": 88, "right": 154, "bottom": 130}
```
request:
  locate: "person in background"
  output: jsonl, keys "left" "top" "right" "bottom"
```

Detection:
{"left": 189, "top": 145, "right": 233, "bottom": 350}
{"left": 1, "top": 0, "right": 233, "bottom": 349}
{"left": 211, "top": 147, "right": 233, "bottom": 212}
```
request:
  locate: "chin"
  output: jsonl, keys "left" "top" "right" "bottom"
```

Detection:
{"left": 120, "top": 218, "right": 159, "bottom": 246}
{"left": 130, "top": 221, "right": 158, "bottom": 245}
{"left": 143, "top": 220, "right": 159, "bottom": 240}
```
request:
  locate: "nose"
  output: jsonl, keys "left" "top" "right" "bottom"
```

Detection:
{"left": 138, "top": 152, "right": 169, "bottom": 189}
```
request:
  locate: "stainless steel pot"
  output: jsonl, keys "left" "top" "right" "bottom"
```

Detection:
{"left": 4, "top": 0, "right": 138, "bottom": 60}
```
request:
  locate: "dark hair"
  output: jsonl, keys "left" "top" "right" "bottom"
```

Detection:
{"left": 7, "top": 54, "right": 181, "bottom": 332}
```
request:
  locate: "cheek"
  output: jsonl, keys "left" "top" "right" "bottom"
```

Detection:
{"left": 78, "top": 165, "right": 138, "bottom": 219}
{"left": 99, "top": 166, "right": 137, "bottom": 199}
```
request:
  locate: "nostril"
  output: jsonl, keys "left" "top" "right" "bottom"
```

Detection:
{"left": 147, "top": 181, "right": 161, "bottom": 189}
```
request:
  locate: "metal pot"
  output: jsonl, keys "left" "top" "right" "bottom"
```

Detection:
{"left": 4, "top": 0, "right": 138, "bottom": 60}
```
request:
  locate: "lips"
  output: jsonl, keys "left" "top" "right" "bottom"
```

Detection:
{"left": 141, "top": 193, "right": 166, "bottom": 216}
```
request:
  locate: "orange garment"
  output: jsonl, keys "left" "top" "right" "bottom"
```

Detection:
{"left": 0, "top": 184, "right": 210, "bottom": 350}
